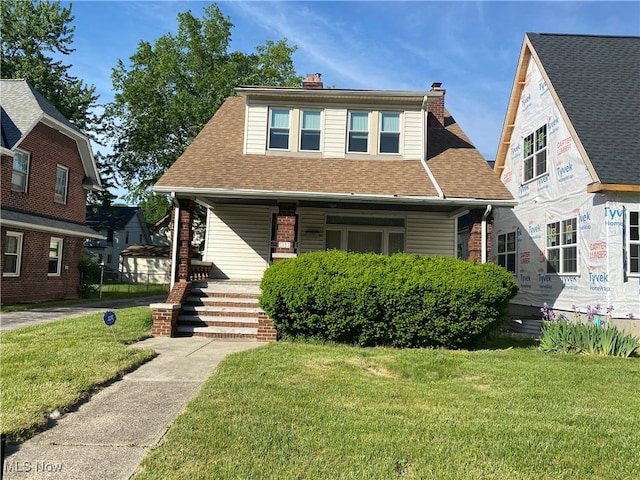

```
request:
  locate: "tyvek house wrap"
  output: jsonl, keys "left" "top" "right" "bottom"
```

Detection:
{"left": 493, "top": 56, "right": 640, "bottom": 318}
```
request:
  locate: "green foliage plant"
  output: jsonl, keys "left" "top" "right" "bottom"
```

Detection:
{"left": 78, "top": 255, "right": 101, "bottom": 297}
{"left": 259, "top": 251, "right": 519, "bottom": 349}
{"left": 539, "top": 303, "right": 639, "bottom": 357}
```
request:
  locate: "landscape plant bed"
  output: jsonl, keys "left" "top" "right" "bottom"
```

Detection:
{"left": 136, "top": 342, "right": 640, "bottom": 480}
{"left": 0, "top": 307, "right": 155, "bottom": 442}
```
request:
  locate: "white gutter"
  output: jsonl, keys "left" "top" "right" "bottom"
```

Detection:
{"left": 481, "top": 205, "right": 492, "bottom": 263}
{"left": 420, "top": 95, "right": 444, "bottom": 199}
{"left": 154, "top": 187, "right": 517, "bottom": 208}
{"left": 170, "top": 192, "right": 180, "bottom": 291}
{"left": 0, "top": 218, "right": 104, "bottom": 239}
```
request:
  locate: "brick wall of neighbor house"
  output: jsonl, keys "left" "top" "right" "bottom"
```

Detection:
{"left": 1, "top": 123, "right": 88, "bottom": 224}
{"left": 1, "top": 227, "right": 84, "bottom": 304}
{"left": 467, "top": 209, "right": 492, "bottom": 262}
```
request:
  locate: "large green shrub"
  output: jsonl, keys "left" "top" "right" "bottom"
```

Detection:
{"left": 259, "top": 251, "right": 518, "bottom": 348}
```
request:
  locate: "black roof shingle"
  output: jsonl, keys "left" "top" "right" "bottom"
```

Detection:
{"left": 527, "top": 33, "right": 640, "bottom": 185}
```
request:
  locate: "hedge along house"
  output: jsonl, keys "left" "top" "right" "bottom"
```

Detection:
{"left": 151, "top": 77, "right": 515, "bottom": 339}
{"left": 493, "top": 34, "right": 640, "bottom": 334}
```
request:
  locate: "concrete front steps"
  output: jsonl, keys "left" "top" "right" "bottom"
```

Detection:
{"left": 177, "top": 281, "right": 263, "bottom": 340}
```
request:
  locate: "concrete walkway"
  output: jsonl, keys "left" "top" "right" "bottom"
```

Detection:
{"left": 3, "top": 337, "right": 262, "bottom": 479}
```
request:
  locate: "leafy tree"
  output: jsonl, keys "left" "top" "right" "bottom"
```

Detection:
{"left": 1, "top": 0, "right": 98, "bottom": 131}
{"left": 105, "top": 3, "right": 302, "bottom": 211}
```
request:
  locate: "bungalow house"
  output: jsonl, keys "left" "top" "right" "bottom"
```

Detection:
{"left": 150, "top": 77, "right": 515, "bottom": 339}
{"left": 493, "top": 33, "right": 640, "bottom": 334}
{"left": 1, "top": 79, "right": 103, "bottom": 304}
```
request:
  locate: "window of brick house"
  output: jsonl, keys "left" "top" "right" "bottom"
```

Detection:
{"left": 55, "top": 165, "right": 69, "bottom": 204}
{"left": 12, "top": 150, "right": 30, "bottom": 192}
{"left": 48, "top": 237, "right": 63, "bottom": 275}
{"left": 3, "top": 231, "right": 23, "bottom": 276}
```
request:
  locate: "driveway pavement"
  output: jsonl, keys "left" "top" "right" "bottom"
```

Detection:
{"left": 0, "top": 296, "right": 167, "bottom": 332}
{"left": 2, "top": 336, "right": 262, "bottom": 479}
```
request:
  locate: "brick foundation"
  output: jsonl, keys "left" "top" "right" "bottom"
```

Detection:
{"left": 257, "top": 312, "right": 278, "bottom": 342}
{"left": 151, "top": 280, "right": 191, "bottom": 337}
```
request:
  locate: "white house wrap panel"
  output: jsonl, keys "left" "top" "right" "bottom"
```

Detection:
{"left": 245, "top": 104, "right": 268, "bottom": 155}
{"left": 204, "top": 205, "right": 272, "bottom": 280}
{"left": 493, "top": 56, "right": 640, "bottom": 318}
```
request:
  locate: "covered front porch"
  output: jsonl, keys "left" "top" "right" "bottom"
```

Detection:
{"left": 151, "top": 195, "right": 502, "bottom": 340}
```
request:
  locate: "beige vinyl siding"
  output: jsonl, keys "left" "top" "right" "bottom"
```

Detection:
{"left": 298, "top": 208, "right": 326, "bottom": 252}
{"left": 297, "top": 208, "right": 454, "bottom": 256}
{"left": 204, "top": 205, "right": 272, "bottom": 280}
{"left": 245, "top": 104, "right": 268, "bottom": 155}
{"left": 406, "top": 212, "right": 455, "bottom": 256}
{"left": 323, "top": 107, "right": 347, "bottom": 158}
{"left": 403, "top": 110, "right": 423, "bottom": 160}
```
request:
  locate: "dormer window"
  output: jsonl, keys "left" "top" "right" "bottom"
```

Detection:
{"left": 348, "top": 111, "right": 369, "bottom": 153}
{"left": 379, "top": 112, "right": 400, "bottom": 154}
{"left": 300, "top": 110, "right": 321, "bottom": 151}
{"left": 268, "top": 108, "right": 290, "bottom": 150}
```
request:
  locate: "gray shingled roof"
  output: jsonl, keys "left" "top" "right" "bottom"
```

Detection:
{"left": 527, "top": 33, "right": 640, "bottom": 185}
{"left": 0, "top": 79, "right": 83, "bottom": 149}
{"left": 85, "top": 206, "right": 142, "bottom": 231}
{"left": 0, "top": 208, "right": 104, "bottom": 239}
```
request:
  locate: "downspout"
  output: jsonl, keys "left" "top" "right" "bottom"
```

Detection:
{"left": 421, "top": 95, "right": 445, "bottom": 199}
{"left": 170, "top": 192, "right": 180, "bottom": 291}
{"left": 481, "top": 205, "right": 492, "bottom": 264}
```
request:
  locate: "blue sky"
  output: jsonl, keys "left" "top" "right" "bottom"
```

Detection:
{"left": 59, "top": 1, "right": 639, "bottom": 198}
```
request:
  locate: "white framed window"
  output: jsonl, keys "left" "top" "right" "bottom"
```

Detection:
{"left": 629, "top": 210, "right": 639, "bottom": 275}
{"left": 497, "top": 231, "right": 517, "bottom": 274}
{"left": 379, "top": 112, "right": 400, "bottom": 154}
{"left": 3, "top": 231, "right": 23, "bottom": 276}
{"left": 523, "top": 124, "right": 547, "bottom": 183}
{"left": 546, "top": 218, "right": 577, "bottom": 274}
{"left": 55, "top": 165, "right": 69, "bottom": 204}
{"left": 268, "top": 108, "right": 290, "bottom": 150}
{"left": 300, "top": 110, "right": 321, "bottom": 151}
{"left": 347, "top": 111, "right": 369, "bottom": 153}
{"left": 48, "top": 237, "right": 63, "bottom": 276}
{"left": 325, "top": 215, "right": 405, "bottom": 255}
{"left": 12, "top": 150, "right": 30, "bottom": 192}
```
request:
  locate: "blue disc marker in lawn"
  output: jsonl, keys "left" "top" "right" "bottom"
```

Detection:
{"left": 104, "top": 311, "right": 116, "bottom": 326}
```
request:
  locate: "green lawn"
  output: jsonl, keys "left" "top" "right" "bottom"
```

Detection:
{"left": 0, "top": 307, "right": 155, "bottom": 441}
{"left": 1, "top": 283, "right": 168, "bottom": 312}
{"left": 136, "top": 342, "right": 640, "bottom": 480}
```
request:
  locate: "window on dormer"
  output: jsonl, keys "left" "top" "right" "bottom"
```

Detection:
{"left": 379, "top": 112, "right": 400, "bottom": 154}
{"left": 348, "top": 111, "right": 369, "bottom": 153}
{"left": 268, "top": 108, "right": 290, "bottom": 150}
{"left": 300, "top": 110, "right": 321, "bottom": 151}
{"left": 523, "top": 124, "right": 547, "bottom": 183}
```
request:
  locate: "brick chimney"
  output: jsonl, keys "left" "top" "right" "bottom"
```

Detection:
{"left": 428, "top": 82, "right": 446, "bottom": 127}
{"left": 302, "top": 73, "right": 323, "bottom": 89}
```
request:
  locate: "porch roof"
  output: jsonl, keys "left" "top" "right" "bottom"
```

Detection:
{"left": 154, "top": 96, "right": 514, "bottom": 206}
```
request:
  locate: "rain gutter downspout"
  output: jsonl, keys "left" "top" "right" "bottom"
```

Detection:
{"left": 481, "top": 205, "right": 492, "bottom": 263}
{"left": 421, "top": 95, "right": 445, "bottom": 199}
{"left": 170, "top": 193, "right": 180, "bottom": 291}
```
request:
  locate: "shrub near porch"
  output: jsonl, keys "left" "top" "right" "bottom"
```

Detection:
{"left": 259, "top": 251, "right": 519, "bottom": 348}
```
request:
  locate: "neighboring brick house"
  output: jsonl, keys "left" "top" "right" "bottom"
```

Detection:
{"left": 1, "top": 79, "right": 102, "bottom": 304}
{"left": 493, "top": 34, "right": 640, "bottom": 333}
{"left": 152, "top": 77, "right": 514, "bottom": 308}
{"left": 84, "top": 205, "right": 152, "bottom": 273}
